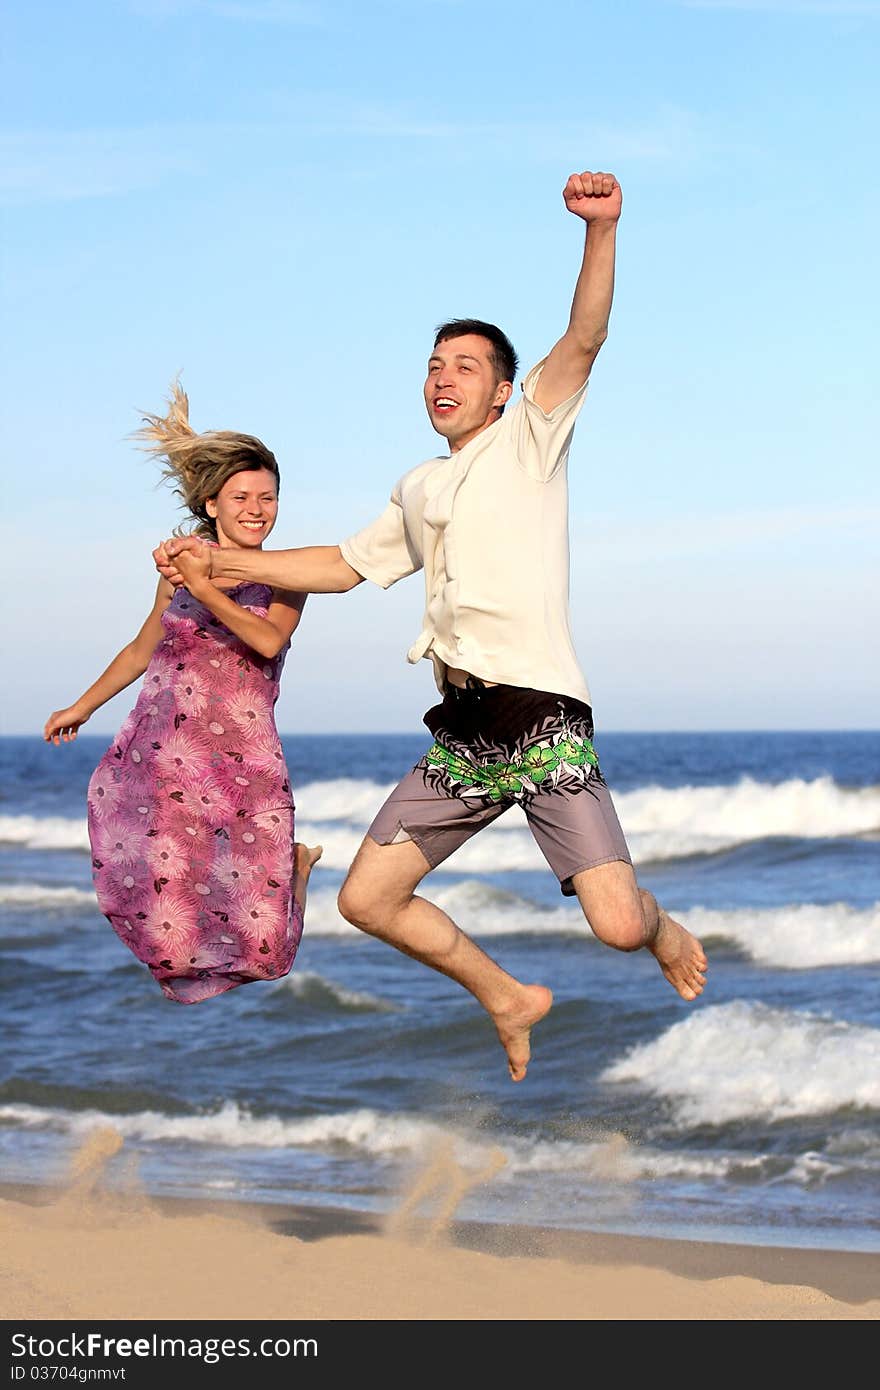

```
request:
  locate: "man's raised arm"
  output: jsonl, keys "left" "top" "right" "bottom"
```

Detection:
{"left": 532, "top": 170, "right": 622, "bottom": 413}
{"left": 154, "top": 537, "right": 364, "bottom": 592}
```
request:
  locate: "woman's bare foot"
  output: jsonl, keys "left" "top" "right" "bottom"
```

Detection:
{"left": 491, "top": 984, "right": 554, "bottom": 1082}
{"left": 293, "top": 842, "right": 323, "bottom": 908}
{"left": 649, "top": 910, "right": 707, "bottom": 1001}
{"left": 295, "top": 842, "right": 323, "bottom": 872}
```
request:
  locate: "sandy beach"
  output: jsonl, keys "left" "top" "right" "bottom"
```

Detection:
{"left": 2, "top": 1133, "right": 878, "bottom": 1322}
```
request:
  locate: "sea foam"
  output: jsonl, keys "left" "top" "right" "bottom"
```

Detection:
{"left": 295, "top": 772, "right": 880, "bottom": 837}
{"left": 271, "top": 886, "right": 880, "bottom": 972}
{"left": 0, "top": 815, "right": 91, "bottom": 852}
{"left": 0, "top": 1099, "right": 867, "bottom": 1189}
{"left": 616, "top": 775, "right": 880, "bottom": 842}
{"left": 601, "top": 1000, "right": 880, "bottom": 1126}
{"left": 685, "top": 902, "right": 880, "bottom": 968}
{"left": 0, "top": 884, "right": 96, "bottom": 909}
{"left": 6, "top": 872, "right": 875, "bottom": 973}
{"left": 6, "top": 773, "right": 877, "bottom": 863}
{"left": 269, "top": 970, "right": 396, "bottom": 1013}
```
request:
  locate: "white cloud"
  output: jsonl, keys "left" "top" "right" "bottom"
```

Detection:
{"left": 263, "top": 95, "right": 715, "bottom": 164}
{"left": 130, "top": 0, "right": 325, "bottom": 23}
{"left": 0, "top": 103, "right": 712, "bottom": 206}
{"left": 0, "top": 128, "right": 199, "bottom": 205}
{"left": 574, "top": 504, "right": 880, "bottom": 562}
{"left": 678, "top": 1, "right": 880, "bottom": 14}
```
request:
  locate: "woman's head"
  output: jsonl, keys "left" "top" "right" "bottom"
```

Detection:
{"left": 135, "top": 381, "right": 280, "bottom": 545}
{"left": 204, "top": 467, "right": 279, "bottom": 549}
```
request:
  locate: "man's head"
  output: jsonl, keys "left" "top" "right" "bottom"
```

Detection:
{"left": 424, "top": 319, "right": 519, "bottom": 451}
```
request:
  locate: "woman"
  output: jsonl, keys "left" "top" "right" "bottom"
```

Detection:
{"left": 44, "top": 383, "right": 321, "bottom": 1003}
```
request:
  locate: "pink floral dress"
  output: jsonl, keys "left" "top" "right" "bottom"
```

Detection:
{"left": 87, "top": 582, "right": 301, "bottom": 1003}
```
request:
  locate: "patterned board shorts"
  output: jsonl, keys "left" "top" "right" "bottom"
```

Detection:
{"left": 367, "top": 682, "right": 632, "bottom": 896}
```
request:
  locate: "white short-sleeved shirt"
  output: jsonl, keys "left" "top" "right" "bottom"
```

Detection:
{"left": 339, "top": 360, "right": 592, "bottom": 705}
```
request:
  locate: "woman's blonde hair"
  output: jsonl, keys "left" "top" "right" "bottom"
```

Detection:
{"left": 134, "top": 380, "right": 280, "bottom": 539}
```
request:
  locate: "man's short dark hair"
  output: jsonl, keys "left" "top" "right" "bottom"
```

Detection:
{"left": 433, "top": 318, "right": 519, "bottom": 387}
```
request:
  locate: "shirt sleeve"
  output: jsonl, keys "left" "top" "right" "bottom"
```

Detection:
{"left": 339, "top": 482, "right": 422, "bottom": 590}
{"left": 508, "top": 358, "right": 589, "bottom": 483}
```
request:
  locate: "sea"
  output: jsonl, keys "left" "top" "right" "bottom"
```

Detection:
{"left": 1, "top": 729, "right": 878, "bottom": 1253}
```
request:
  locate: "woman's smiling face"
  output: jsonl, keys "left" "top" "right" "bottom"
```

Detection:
{"left": 207, "top": 467, "right": 279, "bottom": 548}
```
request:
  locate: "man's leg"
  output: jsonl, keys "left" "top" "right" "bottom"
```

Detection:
{"left": 338, "top": 835, "right": 552, "bottom": 1081}
{"left": 571, "top": 859, "right": 708, "bottom": 1000}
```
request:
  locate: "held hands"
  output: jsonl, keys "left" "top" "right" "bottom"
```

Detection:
{"left": 563, "top": 170, "right": 622, "bottom": 224}
{"left": 44, "top": 706, "right": 89, "bottom": 744}
{"left": 153, "top": 536, "right": 213, "bottom": 589}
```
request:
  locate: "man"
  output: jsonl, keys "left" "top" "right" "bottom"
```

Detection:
{"left": 156, "top": 170, "right": 708, "bottom": 1082}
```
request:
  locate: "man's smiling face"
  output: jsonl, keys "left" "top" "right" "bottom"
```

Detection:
{"left": 423, "top": 334, "right": 513, "bottom": 452}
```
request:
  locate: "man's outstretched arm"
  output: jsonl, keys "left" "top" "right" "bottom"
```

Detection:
{"left": 532, "top": 170, "right": 622, "bottom": 413}
{"left": 154, "top": 537, "right": 364, "bottom": 592}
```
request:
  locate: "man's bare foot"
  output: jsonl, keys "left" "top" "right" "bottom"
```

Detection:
{"left": 491, "top": 984, "right": 553, "bottom": 1082}
{"left": 649, "top": 910, "right": 707, "bottom": 1001}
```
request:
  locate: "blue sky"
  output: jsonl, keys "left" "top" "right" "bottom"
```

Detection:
{"left": 3, "top": 0, "right": 877, "bottom": 734}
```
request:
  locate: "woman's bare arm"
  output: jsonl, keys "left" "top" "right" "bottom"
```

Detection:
{"left": 154, "top": 537, "right": 362, "bottom": 594}
{"left": 43, "top": 578, "right": 174, "bottom": 744}
{"left": 168, "top": 547, "right": 307, "bottom": 658}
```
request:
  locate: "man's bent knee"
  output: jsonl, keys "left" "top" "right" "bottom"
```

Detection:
{"left": 337, "top": 872, "right": 415, "bottom": 936}
{"left": 338, "top": 835, "right": 432, "bottom": 934}
{"left": 587, "top": 907, "right": 648, "bottom": 952}
{"left": 337, "top": 879, "right": 382, "bottom": 933}
{"left": 573, "top": 862, "right": 650, "bottom": 952}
